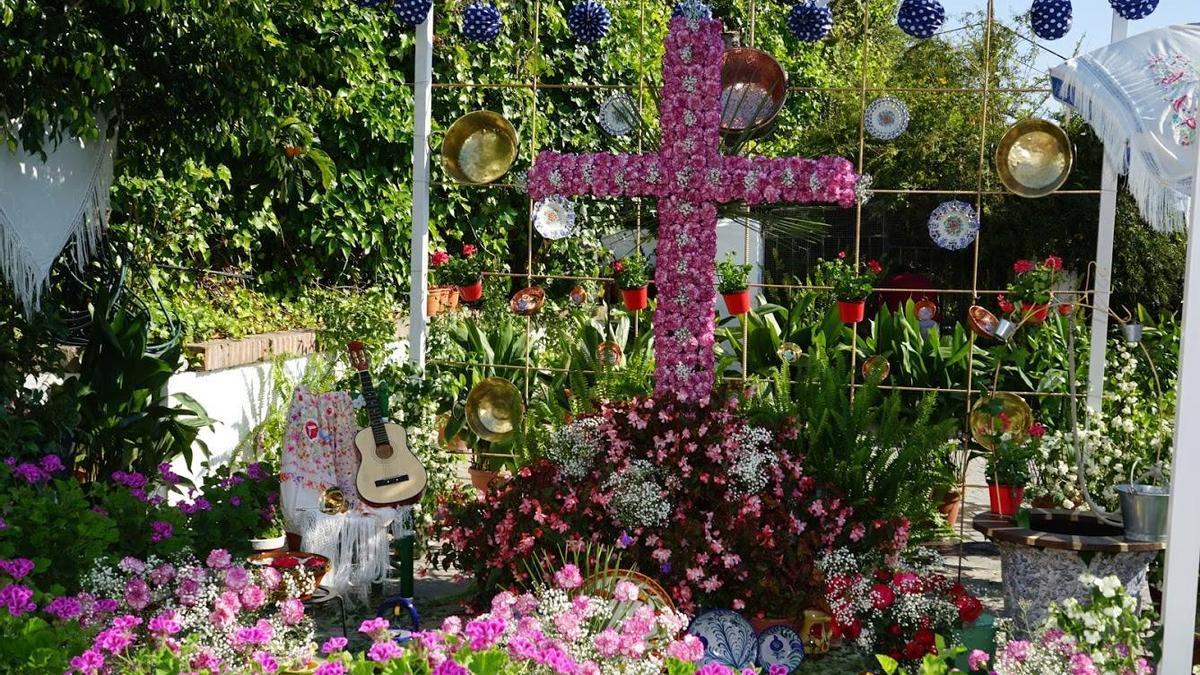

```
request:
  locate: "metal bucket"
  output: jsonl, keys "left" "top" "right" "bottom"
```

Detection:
{"left": 994, "top": 318, "right": 1018, "bottom": 341}
{"left": 1122, "top": 323, "right": 1144, "bottom": 344}
{"left": 1116, "top": 484, "right": 1169, "bottom": 543}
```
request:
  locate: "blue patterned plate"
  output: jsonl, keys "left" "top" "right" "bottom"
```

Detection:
{"left": 532, "top": 195, "right": 576, "bottom": 240}
{"left": 927, "top": 200, "right": 979, "bottom": 250}
{"left": 599, "top": 93, "right": 638, "bottom": 137}
{"left": 687, "top": 609, "right": 757, "bottom": 669}
{"left": 756, "top": 625, "right": 805, "bottom": 673}
{"left": 864, "top": 96, "right": 909, "bottom": 141}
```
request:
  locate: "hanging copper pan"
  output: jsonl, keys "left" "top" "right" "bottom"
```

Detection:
{"left": 995, "top": 118, "right": 1073, "bottom": 198}
{"left": 720, "top": 48, "right": 788, "bottom": 138}
{"left": 441, "top": 111, "right": 519, "bottom": 185}
{"left": 465, "top": 377, "right": 524, "bottom": 443}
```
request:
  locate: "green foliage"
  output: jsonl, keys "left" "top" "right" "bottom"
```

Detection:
{"left": 441, "top": 246, "right": 487, "bottom": 287}
{"left": 0, "top": 613, "right": 92, "bottom": 675}
{"left": 186, "top": 461, "right": 283, "bottom": 557}
{"left": 1004, "top": 257, "right": 1062, "bottom": 306}
{"left": 71, "top": 296, "right": 212, "bottom": 480}
{"left": 983, "top": 438, "right": 1035, "bottom": 487}
{"left": 611, "top": 253, "right": 650, "bottom": 290}
{"left": 716, "top": 253, "right": 753, "bottom": 293}
{"left": 814, "top": 256, "right": 877, "bottom": 301}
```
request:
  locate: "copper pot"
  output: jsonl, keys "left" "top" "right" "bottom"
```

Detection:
{"left": 720, "top": 47, "right": 788, "bottom": 138}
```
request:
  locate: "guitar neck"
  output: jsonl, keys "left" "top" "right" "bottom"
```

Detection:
{"left": 357, "top": 370, "right": 389, "bottom": 447}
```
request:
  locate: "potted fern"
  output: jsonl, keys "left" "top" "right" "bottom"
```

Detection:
{"left": 611, "top": 254, "right": 650, "bottom": 311}
{"left": 444, "top": 244, "right": 486, "bottom": 302}
{"left": 816, "top": 253, "right": 882, "bottom": 324}
{"left": 717, "top": 253, "right": 753, "bottom": 315}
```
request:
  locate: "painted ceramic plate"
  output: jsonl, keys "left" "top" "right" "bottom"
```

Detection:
{"left": 928, "top": 200, "right": 980, "bottom": 251}
{"left": 533, "top": 195, "right": 576, "bottom": 240}
{"left": 864, "top": 96, "right": 910, "bottom": 141}
{"left": 568, "top": 286, "right": 588, "bottom": 307}
{"left": 599, "top": 93, "right": 638, "bottom": 137}
{"left": 756, "top": 625, "right": 806, "bottom": 672}
{"left": 687, "top": 610, "right": 757, "bottom": 669}
{"left": 510, "top": 286, "right": 545, "bottom": 316}
{"left": 597, "top": 341, "right": 623, "bottom": 366}
{"left": 777, "top": 342, "right": 803, "bottom": 364}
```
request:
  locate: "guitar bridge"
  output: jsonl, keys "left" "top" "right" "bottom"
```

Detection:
{"left": 374, "top": 474, "right": 410, "bottom": 487}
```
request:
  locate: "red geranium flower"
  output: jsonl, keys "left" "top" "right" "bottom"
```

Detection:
{"left": 955, "top": 594, "right": 983, "bottom": 624}
{"left": 271, "top": 556, "right": 300, "bottom": 569}
{"left": 841, "top": 619, "right": 862, "bottom": 640}
{"left": 431, "top": 250, "right": 450, "bottom": 267}
{"left": 997, "top": 293, "right": 1015, "bottom": 314}
{"left": 888, "top": 623, "right": 904, "bottom": 637}
{"left": 1057, "top": 302, "right": 1074, "bottom": 316}
{"left": 1044, "top": 255, "right": 1063, "bottom": 271}
{"left": 903, "top": 640, "right": 929, "bottom": 661}
{"left": 838, "top": 250, "right": 847, "bottom": 259}
{"left": 866, "top": 259, "right": 883, "bottom": 275}
{"left": 870, "top": 583, "right": 896, "bottom": 609}
{"left": 1029, "top": 421, "right": 1047, "bottom": 439}
{"left": 304, "top": 557, "right": 326, "bottom": 569}
{"left": 893, "top": 571, "right": 924, "bottom": 594}
{"left": 462, "top": 244, "right": 477, "bottom": 257}
{"left": 1012, "top": 259, "right": 1036, "bottom": 274}
{"left": 612, "top": 260, "right": 624, "bottom": 272}
{"left": 914, "top": 627, "right": 936, "bottom": 647}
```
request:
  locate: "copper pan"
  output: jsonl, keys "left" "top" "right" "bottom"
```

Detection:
{"left": 720, "top": 47, "right": 788, "bottom": 138}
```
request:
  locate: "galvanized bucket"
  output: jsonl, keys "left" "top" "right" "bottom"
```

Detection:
{"left": 1122, "top": 322, "right": 1144, "bottom": 344}
{"left": 1116, "top": 484, "right": 1169, "bottom": 543}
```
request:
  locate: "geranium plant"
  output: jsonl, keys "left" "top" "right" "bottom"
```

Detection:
{"left": 443, "top": 244, "right": 486, "bottom": 287}
{"left": 184, "top": 461, "right": 283, "bottom": 557}
{"left": 1005, "top": 256, "right": 1062, "bottom": 322}
{"left": 815, "top": 253, "right": 882, "bottom": 301}
{"left": 611, "top": 254, "right": 649, "bottom": 290}
{"left": 429, "top": 248, "right": 452, "bottom": 287}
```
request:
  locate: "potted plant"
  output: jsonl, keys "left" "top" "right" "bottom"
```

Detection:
{"left": 444, "top": 244, "right": 486, "bottom": 302}
{"left": 251, "top": 509, "right": 287, "bottom": 552}
{"left": 717, "top": 253, "right": 754, "bottom": 315}
{"left": 815, "top": 253, "right": 882, "bottom": 324}
{"left": 611, "top": 253, "right": 650, "bottom": 311}
{"left": 186, "top": 461, "right": 284, "bottom": 557}
{"left": 1005, "top": 255, "right": 1062, "bottom": 324}
{"left": 985, "top": 439, "right": 1034, "bottom": 516}
{"left": 427, "top": 249, "right": 460, "bottom": 316}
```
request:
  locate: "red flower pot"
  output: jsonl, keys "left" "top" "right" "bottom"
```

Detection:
{"left": 621, "top": 286, "right": 648, "bottom": 311}
{"left": 837, "top": 299, "right": 866, "bottom": 324}
{"left": 987, "top": 484, "right": 1025, "bottom": 516}
{"left": 722, "top": 289, "right": 751, "bottom": 315}
{"left": 459, "top": 280, "right": 483, "bottom": 302}
{"left": 1020, "top": 302, "right": 1050, "bottom": 324}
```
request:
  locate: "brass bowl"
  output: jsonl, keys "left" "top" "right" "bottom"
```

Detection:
{"left": 969, "top": 392, "right": 1033, "bottom": 452}
{"left": 862, "top": 355, "right": 890, "bottom": 381}
{"left": 967, "top": 305, "right": 1000, "bottom": 340}
{"left": 720, "top": 48, "right": 788, "bottom": 137}
{"left": 465, "top": 377, "right": 524, "bottom": 443}
{"left": 319, "top": 487, "right": 349, "bottom": 515}
{"left": 995, "top": 118, "right": 1073, "bottom": 198}
{"left": 510, "top": 286, "right": 545, "bottom": 316}
{"left": 441, "top": 111, "right": 519, "bottom": 185}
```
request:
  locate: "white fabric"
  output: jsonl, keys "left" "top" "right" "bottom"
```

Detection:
{"left": 1050, "top": 24, "right": 1200, "bottom": 232}
{"left": 0, "top": 117, "right": 116, "bottom": 313}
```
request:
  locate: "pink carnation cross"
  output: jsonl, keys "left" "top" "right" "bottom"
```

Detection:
{"left": 528, "top": 15, "right": 859, "bottom": 402}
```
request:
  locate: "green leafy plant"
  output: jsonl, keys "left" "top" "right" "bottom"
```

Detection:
{"left": 716, "top": 254, "right": 753, "bottom": 293}
{"left": 611, "top": 253, "right": 650, "bottom": 290}
{"left": 984, "top": 439, "right": 1035, "bottom": 486}
{"left": 1005, "top": 255, "right": 1063, "bottom": 307}
{"left": 442, "top": 245, "right": 486, "bottom": 287}
{"left": 814, "top": 254, "right": 882, "bottom": 301}
{"left": 186, "top": 461, "right": 283, "bottom": 557}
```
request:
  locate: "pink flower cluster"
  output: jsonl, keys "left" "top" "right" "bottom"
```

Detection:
{"left": 526, "top": 16, "right": 859, "bottom": 402}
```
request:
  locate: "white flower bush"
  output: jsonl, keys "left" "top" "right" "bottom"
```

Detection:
{"left": 1031, "top": 341, "right": 1174, "bottom": 510}
{"left": 546, "top": 417, "right": 605, "bottom": 479}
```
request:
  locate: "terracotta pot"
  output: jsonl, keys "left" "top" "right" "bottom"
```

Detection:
{"left": 1020, "top": 302, "right": 1050, "bottom": 323}
{"left": 459, "top": 280, "right": 484, "bottom": 302}
{"left": 987, "top": 484, "right": 1025, "bottom": 516}
{"left": 750, "top": 614, "right": 797, "bottom": 634}
{"left": 936, "top": 489, "right": 963, "bottom": 529}
{"left": 722, "top": 289, "right": 751, "bottom": 315}
{"left": 837, "top": 299, "right": 866, "bottom": 324}
{"left": 621, "top": 286, "right": 648, "bottom": 311}
{"left": 427, "top": 286, "right": 460, "bottom": 316}
{"left": 469, "top": 467, "right": 499, "bottom": 492}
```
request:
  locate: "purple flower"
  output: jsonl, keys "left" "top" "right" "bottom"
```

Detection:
{"left": 432, "top": 660, "right": 470, "bottom": 675}
{"left": 464, "top": 616, "right": 506, "bottom": 650}
{"left": 0, "top": 557, "right": 35, "bottom": 580}
{"left": 247, "top": 462, "right": 269, "bottom": 481}
{"left": 38, "top": 454, "right": 64, "bottom": 473}
{"left": 158, "top": 462, "right": 182, "bottom": 486}
{"left": 314, "top": 662, "right": 347, "bottom": 675}
{"left": 45, "top": 596, "right": 83, "bottom": 621}
{"left": 368, "top": 641, "right": 405, "bottom": 662}
{"left": 123, "top": 578, "right": 151, "bottom": 611}
{"left": 0, "top": 516, "right": 6, "bottom": 530}
{"left": 0, "top": 584, "right": 37, "bottom": 616}
{"left": 150, "top": 520, "right": 173, "bottom": 543}
{"left": 93, "top": 627, "right": 134, "bottom": 654}
{"left": 148, "top": 610, "right": 181, "bottom": 636}
{"left": 231, "top": 495, "right": 242, "bottom": 507}
{"left": 280, "top": 598, "right": 306, "bottom": 625}
{"left": 253, "top": 651, "right": 279, "bottom": 674}
{"left": 111, "top": 470, "right": 147, "bottom": 489}
{"left": 68, "top": 649, "right": 105, "bottom": 674}
{"left": 968, "top": 649, "right": 990, "bottom": 671}
{"left": 359, "top": 616, "right": 392, "bottom": 641}
{"left": 617, "top": 530, "right": 634, "bottom": 548}
{"left": 13, "top": 463, "right": 48, "bottom": 484}
{"left": 206, "top": 549, "right": 233, "bottom": 569}
{"left": 321, "top": 636, "right": 349, "bottom": 654}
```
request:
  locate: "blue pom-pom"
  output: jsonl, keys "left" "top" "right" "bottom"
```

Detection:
{"left": 1108, "top": 0, "right": 1158, "bottom": 20}
{"left": 896, "top": 0, "right": 945, "bottom": 39}
{"left": 392, "top": 0, "right": 432, "bottom": 27}
{"left": 1031, "top": 0, "right": 1072, "bottom": 40}
{"left": 567, "top": 0, "right": 612, "bottom": 44}
{"left": 461, "top": 1, "right": 502, "bottom": 42}
{"left": 672, "top": 0, "right": 713, "bottom": 21}
{"left": 356, "top": 0, "right": 386, "bottom": 6}
{"left": 787, "top": 1, "right": 833, "bottom": 42}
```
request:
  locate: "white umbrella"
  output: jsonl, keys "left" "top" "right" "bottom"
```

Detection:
{"left": 1050, "top": 24, "right": 1199, "bottom": 232}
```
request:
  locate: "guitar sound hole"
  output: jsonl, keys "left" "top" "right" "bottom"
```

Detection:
{"left": 376, "top": 443, "right": 394, "bottom": 459}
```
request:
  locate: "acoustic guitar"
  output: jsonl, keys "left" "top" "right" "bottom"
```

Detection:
{"left": 346, "top": 341, "right": 428, "bottom": 506}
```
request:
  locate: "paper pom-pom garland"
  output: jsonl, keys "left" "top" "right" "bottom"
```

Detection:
{"left": 567, "top": 0, "right": 613, "bottom": 44}
{"left": 896, "top": 0, "right": 945, "bottom": 39}
{"left": 461, "top": 1, "right": 502, "bottom": 42}
{"left": 787, "top": 1, "right": 834, "bottom": 43}
{"left": 1108, "top": 0, "right": 1158, "bottom": 20}
{"left": 672, "top": 0, "right": 713, "bottom": 20}
{"left": 1030, "top": 0, "right": 1072, "bottom": 40}
{"left": 392, "top": 0, "right": 432, "bottom": 27}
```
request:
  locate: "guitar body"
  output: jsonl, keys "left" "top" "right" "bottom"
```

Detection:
{"left": 354, "top": 423, "right": 427, "bottom": 507}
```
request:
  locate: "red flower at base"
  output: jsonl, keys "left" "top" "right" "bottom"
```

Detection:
{"left": 271, "top": 556, "right": 300, "bottom": 569}
{"left": 1029, "top": 421, "right": 1047, "bottom": 439}
{"left": 997, "top": 293, "right": 1015, "bottom": 314}
{"left": 1057, "top": 302, "right": 1074, "bottom": 316}
{"left": 866, "top": 259, "right": 883, "bottom": 274}
{"left": 1013, "top": 259, "right": 1036, "bottom": 274}
{"left": 871, "top": 583, "right": 896, "bottom": 610}
{"left": 1044, "top": 255, "right": 1063, "bottom": 271}
{"left": 903, "top": 640, "right": 929, "bottom": 661}
{"left": 955, "top": 593, "right": 983, "bottom": 624}
{"left": 431, "top": 250, "right": 450, "bottom": 267}
{"left": 462, "top": 244, "right": 477, "bottom": 257}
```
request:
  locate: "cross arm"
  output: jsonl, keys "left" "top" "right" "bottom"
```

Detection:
{"left": 527, "top": 150, "right": 666, "bottom": 201}
{"left": 713, "top": 155, "right": 861, "bottom": 208}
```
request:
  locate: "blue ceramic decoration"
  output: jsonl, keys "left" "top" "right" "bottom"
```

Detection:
{"left": 896, "top": 0, "right": 945, "bottom": 39}
{"left": 392, "top": 0, "right": 432, "bottom": 27}
{"left": 787, "top": 1, "right": 834, "bottom": 43}
{"left": 864, "top": 97, "right": 909, "bottom": 141}
{"left": 756, "top": 625, "right": 806, "bottom": 672}
{"left": 687, "top": 610, "right": 757, "bottom": 669}
{"left": 928, "top": 200, "right": 980, "bottom": 251}
{"left": 1030, "top": 0, "right": 1072, "bottom": 40}
{"left": 461, "top": 1, "right": 502, "bottom": 43}
{"left": 1108, "top": 0, "right": 1158, "bottom": 21}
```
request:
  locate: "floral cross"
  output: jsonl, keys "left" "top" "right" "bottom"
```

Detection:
{"left": 528, "top": 14, "right": 860, "bottom": 402}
